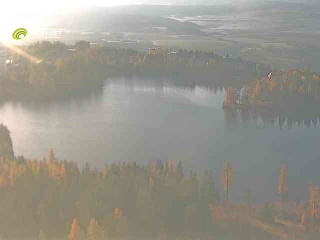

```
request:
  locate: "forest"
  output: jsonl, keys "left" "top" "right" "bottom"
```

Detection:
{"left": 1, "top": 41, "right": 320, "bottom": 240}
{"left": 0, "top": 41, "right": 267, "bottom": 101}
{"left": 249, "top": 70, "right": 320, "bottom": 104}
{"left": 0, "top": 125, "right": 319, "bottom": 240}
{"left": 0, "top": 148, "right": 218, "bottom": 239}
{"left": 223, "top": 68, "right": 320, "bottom": 128}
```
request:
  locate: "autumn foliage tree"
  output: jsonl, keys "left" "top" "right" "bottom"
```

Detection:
{"left": 225, "top": 88, "right": 238, "bottom": 104}
{"left": 87, "top": 218, "right": 104, "bottom": 240}
{"left": 68, "top": 218, "right": 84, "bottom": 240}
{"left": 222, "top": 160, "right": 234, "bottom": 202}
{"left": 308, "top": 184, "right": 319, "bottom": 219}
{"left": 278, "top": 165, "right": 288, "bottom": 202}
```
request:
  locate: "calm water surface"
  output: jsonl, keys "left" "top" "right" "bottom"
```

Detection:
{"left": 1, "top": 77, "right": 320, "bottom": 202}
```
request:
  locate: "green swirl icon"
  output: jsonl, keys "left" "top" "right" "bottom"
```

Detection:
{"left": 12, "top": 28, "right": 27, "bottom": 40}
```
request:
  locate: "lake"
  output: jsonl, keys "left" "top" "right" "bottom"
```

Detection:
{"left": 1, "top": 77, "right": 320, "bottom": 202}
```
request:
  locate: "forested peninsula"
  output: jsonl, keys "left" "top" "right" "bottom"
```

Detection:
{"left": 0, "top": 41, "right": 269, "bottom": 101}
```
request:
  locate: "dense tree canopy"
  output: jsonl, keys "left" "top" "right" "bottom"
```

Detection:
{"left": 0, "top": 41, "right": 265, "bottom": 101}
{"left": 0, "top": 150, "right": 220, "bottom": 239}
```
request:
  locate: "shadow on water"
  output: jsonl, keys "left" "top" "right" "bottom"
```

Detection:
{"left": 224, "top": 105, "right": 320, "bottom": 130}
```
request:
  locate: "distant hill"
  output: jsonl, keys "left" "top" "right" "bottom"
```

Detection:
{"left": 53, "top": 1, "right": 320, "bottom": 26}
{"left": 53, "top": 9, "right": 206, "bottom": 36}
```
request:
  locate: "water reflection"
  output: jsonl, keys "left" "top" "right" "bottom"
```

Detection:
{"left": 224, "top": 107, "right": 319, "bottom": 129}
{"left": 1, "top": 77, "right": 320, "bottom": 202}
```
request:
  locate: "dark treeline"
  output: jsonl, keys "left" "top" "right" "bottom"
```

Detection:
{"left": 0, "top": 124, "right": 14, "bottom": 158}
{"left": 0, "top": 41, "right": 270, "bottom": 101}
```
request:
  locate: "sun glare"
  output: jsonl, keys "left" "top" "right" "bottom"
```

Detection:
{"left": 0, "top": 0, "right": 143, "bottom": 42}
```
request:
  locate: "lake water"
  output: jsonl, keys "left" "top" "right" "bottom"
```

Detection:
{"left": 1, "top": 77, "right": 320, "bottom": 202}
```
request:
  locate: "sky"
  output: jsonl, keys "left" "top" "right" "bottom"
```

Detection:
{"left": 1, "top": 0, "right": 255, "bottom": 13}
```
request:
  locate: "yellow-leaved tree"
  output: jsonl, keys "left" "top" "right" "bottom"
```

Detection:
{"left": 309, "top": 184, "right": 319, "bottom": 219}
{"left": 87, "top": 218, "right": 104, "bottom": 240}
{"left": 221, "top": 160, "right": 234, "bottom": 202}
{"left": 278, "top": 165, "right": 288, "bottom": 202}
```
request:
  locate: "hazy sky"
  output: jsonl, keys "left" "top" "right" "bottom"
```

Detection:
{"left": 1, "top": 0, "right": 236, "bottom": 41}
{"left": 0, "top": 0, "right": 312, "bottom": 41}
{"left": 1, "top": 0, "right": 310, "bottom": 12}
{"left": 3, "top": 0, "right": 239, "bottom": 10}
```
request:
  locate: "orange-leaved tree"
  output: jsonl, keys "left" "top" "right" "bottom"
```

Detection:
{"left": 278, "top": 165, "right": 288, "bottom": 202}
{"left": 68, "top": 218, "right": 85, "bottom": 240}
{"left": 221, "top": 160, "right": 234, "bottom": 202}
